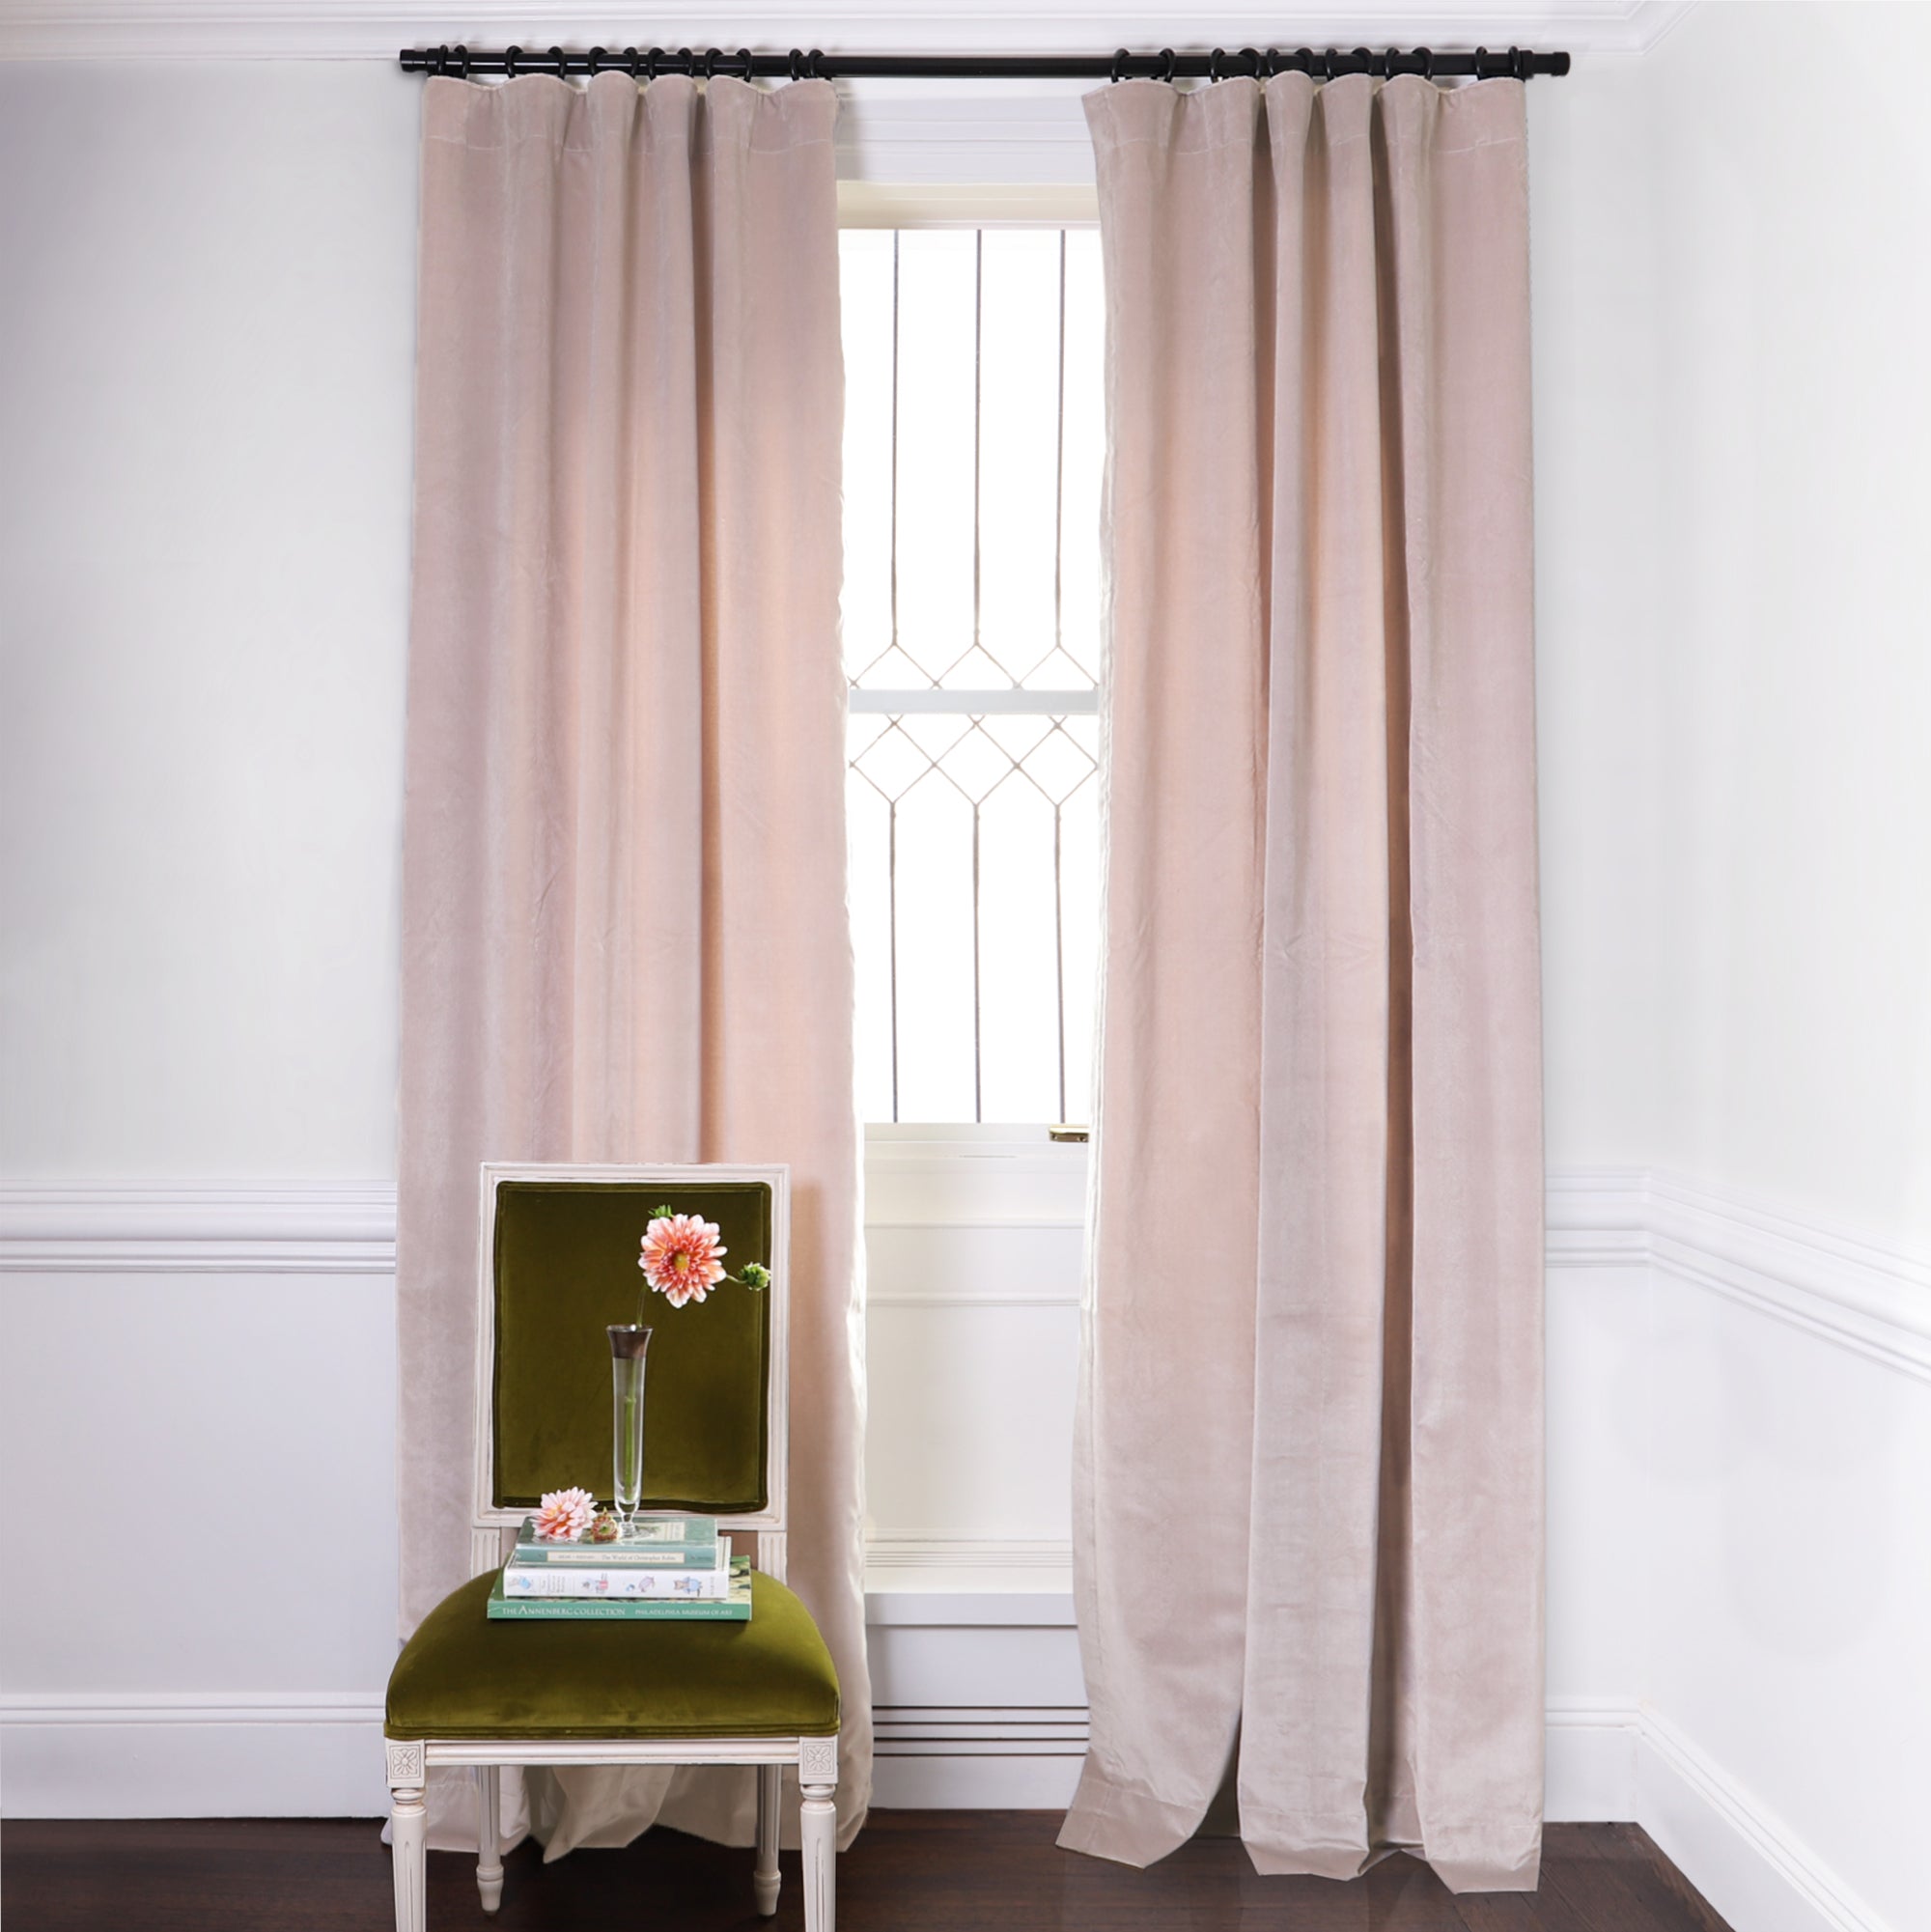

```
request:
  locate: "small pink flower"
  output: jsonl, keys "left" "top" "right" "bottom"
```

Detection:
{"left": 533, "top": 1486, "right": 597, "bottom": 1541}
{"left": 639, "top": 1214, "right": 728, "bottom": 1308}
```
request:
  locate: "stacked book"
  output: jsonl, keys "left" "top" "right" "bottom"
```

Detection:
{"left": 488, "top": 1513, "right": 753, "bottom": 1622}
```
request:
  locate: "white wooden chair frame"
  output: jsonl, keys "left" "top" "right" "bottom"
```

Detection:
{"left": 385, "top": 1162, "right": 836, "bottom": 1931}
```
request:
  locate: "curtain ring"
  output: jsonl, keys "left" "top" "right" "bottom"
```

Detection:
{"left": 503, "top": 44, "right": 520, "bottom": 77}
{"left": 676, "top": 45, "right": 693, "bottom": 76}
{"left": 585, "top": 45, "right": 603, "bottom": 75}
{"left": 1208, "top": 47, "right": 1224, "bottom": 81}
{"left": 788, "top": 46, "right": 803, "bottom": 80}
{"left": 1509, "top": 45, "right": 1526, "bottom": 80}
{"left": 809, "top": 47, "right": 826, "bottom": 78}
{"left": 1415, "top": 46, "right": 1434, "bottom": 81}
{"left": 734, "top": 47, "right": 754, "bottom": 79}
{"left": 1473, "top": 45, "right": 1490, "bottom": 79}
{"left": 1352, "top": 45, "right": 1372, "bottom": 77}
{"left": 1157, "top": 46, "right": 1176, "bottom": 84}
{"left": 455, "top": 44, "right": 471, "bottom": 79}
{"left": 546, "top": 46, "right": 565, "bottom": 75}
{"left": 1109, "top": 46, "right": 1129, "bottom": 83}
{"left": 1239, "top": 46, "right": 1261, "bottom": 79}
{"left": 625, "top": 46, "right": 640, "bottom": 78}
{"left": 699, "top": 46, "right": 716, "bottom": 80}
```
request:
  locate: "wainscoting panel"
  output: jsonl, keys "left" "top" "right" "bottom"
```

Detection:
{"left": 861, "top": 1128, "right": 1083, "bottom": 1576}
{"left": 863, "top": 1299, "right": 1078, "bottom": 1552}
{"left": 1, "top": 1162, "right": 1921, "bottom": 1932}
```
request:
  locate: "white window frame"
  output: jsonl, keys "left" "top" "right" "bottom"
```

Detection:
{"left": 842, "top": 186, "right": 1095, "bottom": 1617}
{"left": 839, "top": 184, "right": 1104, "bottom": 1130}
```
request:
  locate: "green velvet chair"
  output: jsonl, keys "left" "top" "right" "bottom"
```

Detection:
{"left": 383, "top": 1163, "right": 840, "bottom": 1932}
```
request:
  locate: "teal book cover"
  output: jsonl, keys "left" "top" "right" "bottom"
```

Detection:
{"left": 487, "top": 1562, "right": 751, "bottom": 1622}
{"left": 512, "top": 1513, "right": 722, "bottom": 1566}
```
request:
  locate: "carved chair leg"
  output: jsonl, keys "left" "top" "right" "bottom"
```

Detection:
{"left": 477, "top": 1764, "right": 504, "bottom": 1912}
{"left": 798, "top": 1732, "right": 838, "bottom": 1930}
{"left": 754, "top": 1763, "right": 782, "bottom": 1916}
{"left": 389, "top": 1782, "right": 427, "bottom": 1932}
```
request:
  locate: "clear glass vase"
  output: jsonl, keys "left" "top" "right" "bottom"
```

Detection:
{"left": 607, "top": 1324, "right": 652, "bottom": 1529}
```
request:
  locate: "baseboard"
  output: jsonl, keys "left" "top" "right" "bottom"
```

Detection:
{"left": 0, "top": 1693, "right": 389, "bottom": 1819}
{"left": 0, "top": 1688, "right": 1898, "bottom": 1932}
{"left": 0, "top": 1693, "right": 1635, "bottom": 1824}
{"left": 1544, "top": 1700, "right": 1638, "bottom": 1822}
{"left": 0, "top": 1691, "right": 1093, "bottom": 1819}
{"left": 871, "top": 1753, "right": 1083, "bottom": 1806}
{"left": 1637, "top": 1709, "right": 1889, "bottom": 1932}
{"left": 891, "top": 1707, "right": 1646, "bottom": 1823}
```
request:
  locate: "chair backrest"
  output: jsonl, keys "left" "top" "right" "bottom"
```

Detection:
{"left": 471, "top": 1163, "right": 790, "bottom": 1542}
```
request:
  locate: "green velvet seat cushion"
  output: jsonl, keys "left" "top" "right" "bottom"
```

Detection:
{"left": 385, "top": 1570, "right": 840, "bottom": 1742}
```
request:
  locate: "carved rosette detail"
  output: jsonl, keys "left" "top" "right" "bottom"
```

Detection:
{"left": 798, "top": 1734, "right": 838, "bottom": 1781}
{"left": 386, "top": 1739, "right": 427, "bottom": 1785}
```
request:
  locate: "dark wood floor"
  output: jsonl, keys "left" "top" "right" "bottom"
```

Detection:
{"left": 3, "top": 1812, "right": 1730, "bottom": 1931}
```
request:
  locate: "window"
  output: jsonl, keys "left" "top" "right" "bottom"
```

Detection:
{"left": 839, "top": 227, "right": 1105, "bottom": 1125}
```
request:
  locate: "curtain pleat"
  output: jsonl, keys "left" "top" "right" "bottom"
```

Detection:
{"left": 397, "top": 70, "right": 869, "bottom": 1859}
{"left": 1063, "top": 73, "right": 1543, "bottom": 1893}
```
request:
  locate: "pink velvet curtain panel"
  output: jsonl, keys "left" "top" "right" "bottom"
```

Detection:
{"left": 1063, "top": 75, "right": 1544, "bottom": 1891}
{"left": 397, "top": 73, "right": 868, "bottom": 1852}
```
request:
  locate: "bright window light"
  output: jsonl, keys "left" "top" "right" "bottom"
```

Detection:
{"left": 840, "top": 228, "right": 1105, "bottom": 1126}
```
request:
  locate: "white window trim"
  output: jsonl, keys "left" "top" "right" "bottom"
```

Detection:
{"left": 836, "top": 182, "right": 1098, "bottom": 229}
{"left": 842, "top": 208, "right": 1096, "bottom": 1613}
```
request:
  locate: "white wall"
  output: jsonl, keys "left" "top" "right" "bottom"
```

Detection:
{"left": 1643, "top": 1, "right": 1931, "bottom": 1246}
{"left": 1619, "top": 11, "right": 1931, "bottom": 1931}
{"left": 0, "top": 61, "right": 418, "bottom": 1179}
{"left": 0, "top": 60, "right": 417, "bottom": 1815}
{"left": 4, "top": 30, "right": 1930, "bottom": 1932}
{"left": 0, "top": 49, "right": 1671, "bottom": 1176}
{"left": 1528, "top": 49, "right": 1669, "bottom": 1172}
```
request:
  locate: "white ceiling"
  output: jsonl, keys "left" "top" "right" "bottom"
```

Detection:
{"left": 0, "top": 1, "right": 1694, "bottom": 63}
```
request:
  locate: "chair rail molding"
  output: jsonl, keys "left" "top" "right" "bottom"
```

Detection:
{"left": 1644, "top": 1170, "right": 1931, "bottom": 1384}
{"left": 10, "top": 1162, "right": 1930, "bottom": 1386}
{"left": 0, "top": 1180, "right": 397, "bottom": 1274}
{"left": 0, "top": 4, "right": 1695, "bottom": 64}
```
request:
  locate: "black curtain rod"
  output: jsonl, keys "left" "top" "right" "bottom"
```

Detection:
{"left": 399, "top": 43, "right": 1570, "bottom": 83}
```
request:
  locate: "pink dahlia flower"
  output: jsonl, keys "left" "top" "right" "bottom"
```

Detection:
{"left": 532, "top": 1486, "right": 597, "bottom": 1541}
{"left": 639, "top": 1214, "right": 727, "bottom": 1308}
